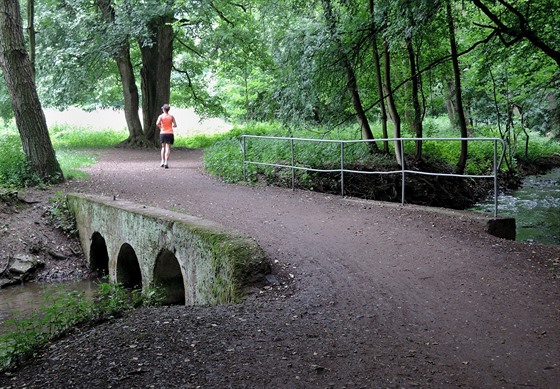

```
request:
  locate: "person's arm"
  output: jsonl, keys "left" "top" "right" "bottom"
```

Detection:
{"left": 172, "top": 115, "right": 177, "bottom": 127}
{"left": 156, "top": 115, "right": 162, "bottom": 129}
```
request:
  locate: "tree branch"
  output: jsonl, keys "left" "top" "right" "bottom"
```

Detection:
{"left": 175, "top": 37, "right": 204, "bottom": 58}
{"left": 173, "top": 66, "right": 201, "bottom": 103}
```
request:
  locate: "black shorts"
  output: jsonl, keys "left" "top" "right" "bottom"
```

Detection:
{"left": 160, "top": 134, "right": 174, "bottom": 145}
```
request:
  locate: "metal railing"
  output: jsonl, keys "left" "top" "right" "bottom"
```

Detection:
{"left": 241, "top": 135, "right": 506, "bottom": 217}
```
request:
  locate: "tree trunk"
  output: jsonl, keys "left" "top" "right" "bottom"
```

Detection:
{"left": 140, "top": 42, "right": 159, "bottom": 144}
{"left": 322, "top": 0, "right": 377, "bottom": 150}
{"left": 406, "top": 37, "right": 423, "bottom": 160}
{"left": 383, "top": 43, "right": 403, "bottom": 167}
{"left": 117, "top": 44, "right": 146, "bottom": 145}
{"left": 369, "top": 0, "right": 389, "bottom": 153}
{"left": 447, "top": 1, "right": 468, "bottom": 174}
{"left": 141, "top": 17, "right": 174, "bottom": 145}
{"left": 0, "top": 0, "right": 63, "bottom": 182}
{"left": 445, "top": 79, "right": 457, "bottom": 125}
{"left": 27, "top": 0, "right": 36, "bottom": 78}
{"left": 96, "top": 0, "right": 145, "bottom": 146}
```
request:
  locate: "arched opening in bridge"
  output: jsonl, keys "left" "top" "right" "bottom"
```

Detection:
{"left": 116, "top": 243, "right": 142, "bottom": 289}
{"left": 90, "top": 232, "right": 109, "bottom": 278}
{"left": 153, "top": 249, "right": 185, "bottom": 305}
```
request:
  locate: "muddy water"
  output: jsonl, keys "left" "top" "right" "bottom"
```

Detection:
{"left": 0, "top": 280, "right": 98, "bottom": 333}
{"left": 472, "top": 167, "right": 560, "bottom": 245}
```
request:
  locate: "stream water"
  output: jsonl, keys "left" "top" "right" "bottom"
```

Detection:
{"left": 472, "top": 167, "right": 560, "bottom": 246}
{"left": 0, "top": 280, "right": 97, "bottom": 333}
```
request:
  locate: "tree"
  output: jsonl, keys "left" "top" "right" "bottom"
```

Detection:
{"left": 446, "top": 1, "right": 468, "bottom": 174}
{"left": 383, "top": 42, "right": 403, "bottom": 166}
{"left": 0, "top": 0, "right": 63, "bottom": 182}
{"left": 96, "top": 0, "right": 145, "bottom": 146}
{"left": 369, "top": 0, "right": 389, "bottom": 153}
{"left": 321, "top": 0, "right": 377, "bottom": 147}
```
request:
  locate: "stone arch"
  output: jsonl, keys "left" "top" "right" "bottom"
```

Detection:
{"left": 153, "top": 249, "right": 185, "bottom": 305}
{"left": 90, "top": 232, "right": 109, "bottom": 278}
{"left": 116, "top": 243, "right": 142, "bottom": 289}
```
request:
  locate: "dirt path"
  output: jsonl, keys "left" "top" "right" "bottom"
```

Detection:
{"left": 2, "top": 147, "right": 559, "bottom": 388}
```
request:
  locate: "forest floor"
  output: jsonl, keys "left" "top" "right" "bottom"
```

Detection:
{"left": 1, "top": 147, "right": 559, "bottom": 388}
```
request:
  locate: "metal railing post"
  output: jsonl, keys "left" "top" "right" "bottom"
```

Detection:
{"left": 242, "top": 136, "right": 247, "bottom": 181}
{"left": 493, "top": 139, "right": 499, "bottom": 217}
{"left": 400, "top": 140, "right": 406, "bottom": 205}
{"left": 291, "top": 138, "right": 295, "bottom": 191}
{"left": 340, "top": 141, "right": 345, "bottom": 196}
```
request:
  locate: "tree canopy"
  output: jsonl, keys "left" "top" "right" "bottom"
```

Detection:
{"left": 1, "top": 0, "right": 559, "bottom": 150}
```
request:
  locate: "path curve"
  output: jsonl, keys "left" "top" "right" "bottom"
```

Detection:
{"left": 2, "top": 148, "right": 559, "bottom": 388}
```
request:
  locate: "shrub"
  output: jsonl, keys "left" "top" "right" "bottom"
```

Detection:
{"left": 0, "top": 132, "right": 41, "bottom": 189}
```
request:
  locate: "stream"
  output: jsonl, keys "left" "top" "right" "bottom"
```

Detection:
{"left": 0, "top": 280, "right": 97, "bottom": 333}
{"left": 472, "top": 167, "right": 560, "bottom": 246}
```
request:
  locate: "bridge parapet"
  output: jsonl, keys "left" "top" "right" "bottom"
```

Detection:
{"left": 66, "top": 193, "right": 270, "bottom": 305}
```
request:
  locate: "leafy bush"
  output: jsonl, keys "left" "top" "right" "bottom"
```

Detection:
{"left": 0, "top": 132, "right": 42, "bottom": 189}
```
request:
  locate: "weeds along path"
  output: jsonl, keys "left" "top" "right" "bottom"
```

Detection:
{"left": 6, "top": 147, "right": 559, "bottom": 388}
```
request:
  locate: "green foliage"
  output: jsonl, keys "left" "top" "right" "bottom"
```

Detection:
{"left": 515, "top": 132, "right": 560, "bottom": 163}
{"left": 203, "top": 122, "right": 291, "bottom": 182}
{"left": 0, "top": 130, "right": 42, "bottom": 189}
{"left": 0, "top": 283, "right": 163, "bottom": 372}
{"left": 0, "top": 124, "right": 111, "bottom": 189}
{"left": 46, "top": 192, "right": 78, "bottom": 237}
{"left": 201, "top": 119, "right": 560, "bottom": 185}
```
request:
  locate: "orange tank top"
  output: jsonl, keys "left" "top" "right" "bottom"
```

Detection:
{"left": 160, "top": 115, "right": 174, "bottom": 134}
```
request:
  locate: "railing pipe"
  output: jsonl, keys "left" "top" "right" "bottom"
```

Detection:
{"left": 400, "top": 140, "right": 405, "bottom": 205}
{"left": 340, "top": 142, "right": 345, "bottom": 196}
{"left": 291, "top": 138, "right": 295, "bottom": 191}
{"left": 240, "top": 135, "right": 506, "bottom": 216}
{"left": 494, "top": 139, "right": 499, "bottom": 217}
{"left": 242, "top": 136, "right": 247, "bottom": 181}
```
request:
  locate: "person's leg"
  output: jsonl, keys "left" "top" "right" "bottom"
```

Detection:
{"left": 160, "top": 143, "right": 166, "bottom": 166}
{"left": 164, "top": 144, "right": 171, "bottom": 168}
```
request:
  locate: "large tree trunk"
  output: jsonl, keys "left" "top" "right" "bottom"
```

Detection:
{"left": 0, "top": 0, "right": 63, "bottom": 182}
{"left": 96, "top": 0, "right": 145, "bottom": 146}
{"left": 447, "top": 1, "right": 468, "bottom": 174}
{"left": 383, "top": 43, "right": 403, "bottom": 167}
{"left": 141, "top": 17, "right": 174, "bottom": 144}
{"left": 322, "top": 0, "right": 377, "bottom": 149}
{"left": 406, "top": 37, "right": 423, "bottom": 160}
{"left": 369, "top": 0, "right": 389, "bottom": 153}
{"left": 116, "top": 44, "right": 145, "bottom": 145}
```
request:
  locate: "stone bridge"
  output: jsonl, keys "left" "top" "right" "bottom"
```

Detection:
{"left": 66, "top": 194, "right": 270, "bottom": 305}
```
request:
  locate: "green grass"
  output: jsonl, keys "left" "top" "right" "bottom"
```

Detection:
{"left": 50, "top": 124, "right": 128, "bottom": 149}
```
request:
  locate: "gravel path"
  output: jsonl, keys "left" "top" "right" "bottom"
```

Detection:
{"left": 1, "top": 147, "right": 559, "bottom": 388}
